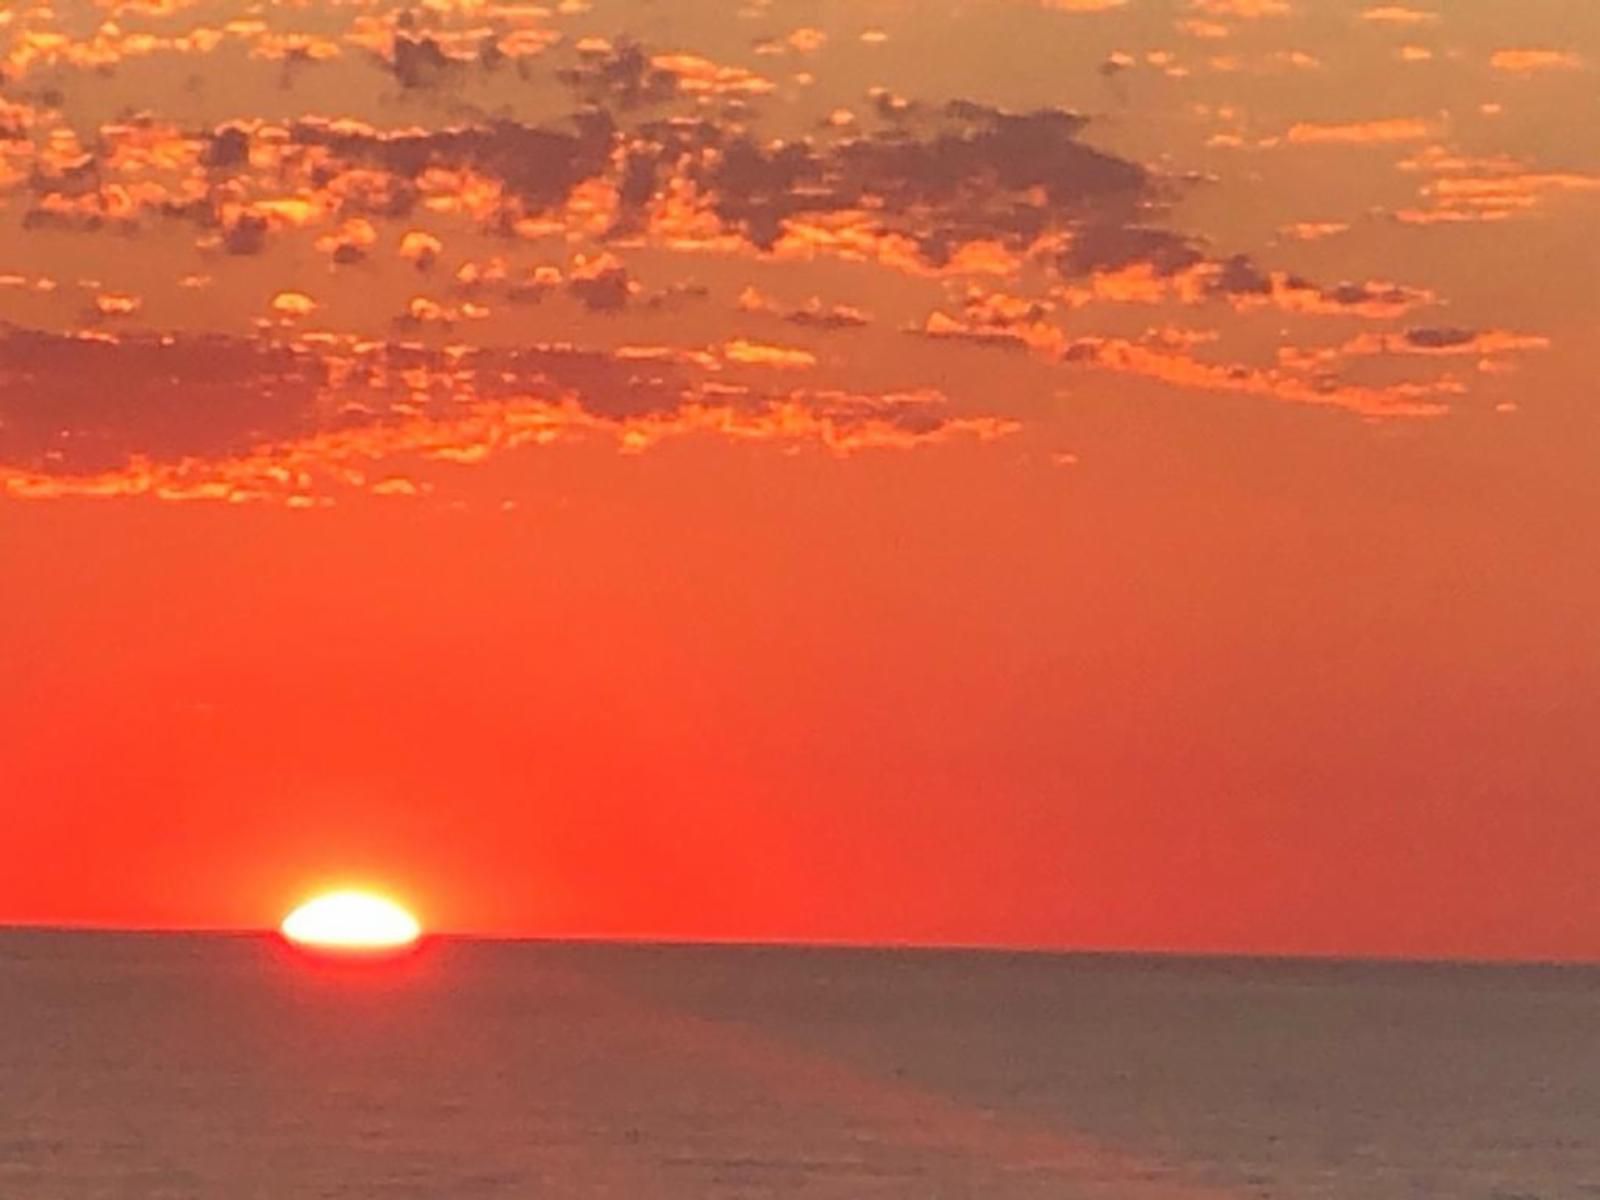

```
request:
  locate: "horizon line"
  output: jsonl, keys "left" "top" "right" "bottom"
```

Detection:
{"left": 0, "top": 920, "right": 1594, "bottom": 971}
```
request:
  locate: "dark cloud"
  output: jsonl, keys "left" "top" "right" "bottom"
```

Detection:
{"left": 202, "top": 125, "right": 250, "bottom": 170}
{"left": 1403, "top": 326, "right": 1477, "bottom": 350}
{"left": 566, "top": 256, "right": 634, "bottom": 312}
{"left": 222, "top": 212, "right": 270, "bottom": 256}
{"left": 1210, "top": 253, "right": 1273, "bottom": 295}
{"left": 8, "top": 47, "right": 1198, "bottom": 293}
{"left": 1062, "top": 225, "right": 1203, "bottom": 276}
{"left": 390, "top": 34, "right": 455, "bottom": 90}
{"left": 290, "top": 115, "right": 614, "bottom": 211}
{"left": 0, "top": 20, "right": 1509, "bottom": 456}
{"left": 783, "top": 303, "right": 870, "bottom": 330}
{"left": 558, "top": 39, "right": 682, "bottom": 109}
{"left": 207, "top": 84, "right": 1181, "bottom": 277}
{"left": 698, "top": 102, "right": 1154, "bottom": 257}
{"left": 0, "top": 325, "right": 1009, "bottom": 492}
{"left": 0, "top": 326, "right": 320, "bottom": 474}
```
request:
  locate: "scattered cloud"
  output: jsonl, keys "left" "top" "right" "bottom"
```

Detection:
{"left": 1036, "top": 0, "right": 1128, "bottom": 12}
{"left": 270, "top": 292, "right": 318, "bottom": 318}
{"left": 1393, "top": 147, "right": 1600, "bottom": 223}
{"left": 1177, "top": 19, "right": 1232, "bottom": 40}
{"left": 0, "top": 326, "right": 1015, "bottom": 501}
{"left": 720, "top": 338, "right": 819, "bottom": 369}
{"left": 1489, "top": 49, "right": 1585, "bottom": 74}
{"left": 1059, "top": 336, "right": 1455, "bottom": 418}
{"left": 739, "top": 288, "right": 872, "bottom": 329}
{"left": 0, "top": 0, "right": 1572, "bottom": 504}
{"left": 1278, "top": 326, "right": 1550, "bottom": 374}
{"left": 1279, "top": 222, "right": 1350, "bottom": 241}
{"left": 1286, "top": 117, "right": 1436, "bottom": 145}
{"left": 1355, "top": 327, "right": 1551, "bottom": 356}
{"left": 1359, "top": 6, "right": 1439, "bottom": 25}
{"left": 1189, "top": 0, "right": 1291, "bottom": 15}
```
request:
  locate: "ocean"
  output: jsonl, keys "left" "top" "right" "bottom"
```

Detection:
{"left": 1, "top": 932, "right": 1596, "bottom": 1198}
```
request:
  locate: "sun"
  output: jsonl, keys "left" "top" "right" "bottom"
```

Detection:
{"left": 280, "top": 890, "right": 423, "bottom": 954}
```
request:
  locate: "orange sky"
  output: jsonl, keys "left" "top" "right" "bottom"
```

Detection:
{"left": 1, "top": 0, "right": 1597, "bottom": 960}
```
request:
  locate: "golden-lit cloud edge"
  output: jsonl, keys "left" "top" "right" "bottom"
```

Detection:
{"left": 1, "top": 0, "right": 1590, "bottom": 500}
{"left": 0, "top": 327, "right": 1017, "bottom": 503}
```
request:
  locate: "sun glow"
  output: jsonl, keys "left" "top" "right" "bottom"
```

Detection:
{"left": 280, "top": 890, "right": 422, "bottom": 953}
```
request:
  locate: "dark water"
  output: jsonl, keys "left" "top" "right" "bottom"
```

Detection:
{"left": 1, "top": 933, "right": 1596, "bottom": 1198}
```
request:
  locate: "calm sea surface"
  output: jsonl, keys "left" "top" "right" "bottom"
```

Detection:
{"left": 1, "top": 932, "right": 1596, "bottom": 1199}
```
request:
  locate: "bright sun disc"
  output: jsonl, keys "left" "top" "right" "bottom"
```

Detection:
{"left": 280, "top": 891, "right": 422, "bottom": 953}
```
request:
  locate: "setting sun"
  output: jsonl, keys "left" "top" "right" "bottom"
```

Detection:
{"left": 279, "top": 891, "right": 422, "bottom": 954}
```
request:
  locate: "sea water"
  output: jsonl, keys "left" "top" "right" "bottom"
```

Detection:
{"left": 1, "top": 932, "right": 1596, "bottom": 1198}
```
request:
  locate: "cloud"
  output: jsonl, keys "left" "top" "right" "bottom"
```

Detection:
{"left": 557, "top": 40, "right": 775, "bottom": 108}
{"left": 664, "top": 101, "right": 1151, "bottom": 259}
{"left": 902, "top": 289, "right": 1471, "bottom": 418}
{"left": 393, "top": 295, "right": 491, "bottom": 328}
{"left": 650, "top": 53, "right": 776, "bottom": 97}
{"left": 249, "top": 32, "right": 343, "bottom": 64}
{"left": 0, "top": 325, "right": 1015, "bottom": 500}
{"left": 270, "top": 292, "right": 319, "bottom": 318}
{"left": 1244, "top": 275, "right": 1434, "bottom": 319}
{"left": 0, "top": 16, "right": 1547, "bottom": 460}
{"left": 1059, "top": 336, "right": 1455, "bottom": 418}
{"left": 1035, "top": 0, "right": 1128, "bottom": 11}
{"left": 1189, "top": 0, "right": 1291, "bottom": 14}
{"left": 1489, "top": 49, "right": 1585, "bottom": 73}
{"left": 915, "top": 307, "right": 1067, "bottom": 357}
{"left": 1053, "top": 254, "right": 1435, "bottom": 319}
{"left": 1358, "top": 6, "right": 1439, "bottom": 24}
{"left": 1285, "top": 117, "right": 1436, "bottom": 145}
{"left": 344, "top": 8, "right": 560, "bottom": 87}
{"left": 1176, "top": 19, "right": 1231, "bottom": 40}
{"left": 91, "top": 292, "right": 143, "bottom": 319}
{"left": 558, "top": 38, "right": 682, "bottom": 108}
{"left": 1353, "top": 327, "right": 1551, "bottom": 356}
{"left": 1279, "top": 222, "right": 1350, "bottom": 241}
{"left": 0, "top": 382, "right": 1016, "bottom": 502}
{"left": 1392, "top": 148, "right": 1600, "bottom": 223}
{"left": 290, "top": 117, "right": 612, "bottom": 211}
{"left": 0, "top": 57, "right": 1179, "bottom": 303}
{"left": 1275, "top": 324, "right": 1550, "bottom": 373}
{"left": 566, "top": 253, "right": 636, "bottom": 312}
{"left": 0, "top": 325, "right": 323, "bottom": 476}
{"left": 719, "top": 339, "right": 819, "bottom": 369}
{"left": 399, "top": 230, "right": 444, "bottom": 269}
{"left": 738, "top": 288, "right": 871, "bottom": 330}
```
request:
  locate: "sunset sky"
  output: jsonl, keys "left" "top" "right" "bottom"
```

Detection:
{"left": 2, "top": 0, "right": 1597, "bottom": 961}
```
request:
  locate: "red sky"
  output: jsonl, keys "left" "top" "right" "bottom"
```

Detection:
{"left": 2, "top": 0, "right": 1597, "bottom": 960}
